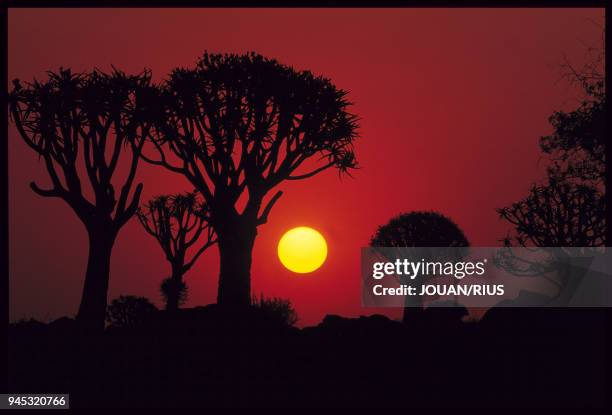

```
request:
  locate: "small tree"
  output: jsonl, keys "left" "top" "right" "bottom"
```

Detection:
{"left": 137, "top": 192, "right": 216, "bottom": 311}
{"left": 370, "top": 211, "right": 470, "bottom": 323}
{"left": 9, "top": 68, "right": 160, "bottom": 330}
{"left": 143, "top": 52, "right": 359, "bottom": 307}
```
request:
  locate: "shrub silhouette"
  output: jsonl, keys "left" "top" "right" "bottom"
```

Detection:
{"left": 142, "top": 52, "right": 359, "bottom": 307}
{"left": 106, "top": 295, "right": 158, "bottom": 329}
{"left": 9, "top": 68, "right": 160, "bottom": 331}
{"left": 251, "top": 294, "right": 299, "bottom": 327}
{"left": 137, "top": 192, "right": 216, "bottom": 311}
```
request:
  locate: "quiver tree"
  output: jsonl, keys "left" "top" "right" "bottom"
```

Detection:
{"left": 540, "top": 74, "right": 605, "bottom": 188}
{"left": 9, "top": 68, "right": 160, "bottom": 330}
{"left": 540, "top": 87, "right": 605, "bottom": 186}
{"left": 137, "top": 191, "right": 216, "bottom": 311}
{"left": 498, "top": 48, "right": 605, "bottom": 249}
{"left": 497, "top": 178, "right": 605, "bottom": 248}
{"left": 369, "top": 211, "right": 470, "bottom": 323}
{"left": 544, "top": 40, "right": 605, "bottom": 186}
{"left": 143, "top": 52, "right": 359, "bottom": 307}
{"left": 495, "top": 178, "right": 604, "bottom": 302}
{"left": 496, "top": 49, "right": 605, "bottom": 301}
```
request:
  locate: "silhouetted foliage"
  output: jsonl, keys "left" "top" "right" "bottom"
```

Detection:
{"left": 370, "top": 211, "right": 470, "bottom": 248}
{"left": 494, "top": 43, "right": 605, "bottom": 307}
{"left": 546, "top": 35, "right": 605, "bottom": 185}
{"left": 143, "top": 52, "right": 359, "bottom": 306}
{"left": 541, "top": 87, "right": 605, "bottom": 185}
{"left": 9, "top": 68, "right": 160, "bottom": 330}
{"left": 251, "top": 294, "right": 298, "bottom": 327}
{"left": 106, "top": 295, "right": 158, "bottom": 329}
{"left": 160, "top": 277, "right": 188, "bottom": 310}
{"left": 498, "top": 45, "right": 605, "bottom": 248}
{"left": 370, "top": 211, "right": 470, "bottom": 323}
{"left": 137, "top": 192, "right": 216, "bottom": 310}
{"left": 498, "top": 178, "right": 605, "bottom": 247}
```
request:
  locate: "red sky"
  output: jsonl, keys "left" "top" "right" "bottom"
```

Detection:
{"left": 8, "top": 8, "right": 604, "bottom": 326}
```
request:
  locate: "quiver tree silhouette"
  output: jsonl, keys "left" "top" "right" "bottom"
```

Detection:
{"left": 544, "top": 40, "right": 605, "bottom": 185}
{"left": 369, "top": 211, "right": 470, "bottom": 323}
{"left": 137, "top": 192, "right": 216, "bottom": 311}
{"left": 143, "top": 52, "right": 359, "bottom": 307}
{"left": 540, "top": 84, "right": 605, "bottom": 185}
{"left": 495, "top": 49, "right": 605, "bottom": 301}
{"left": 497, "top": 178, "right": 605, "bottom": 248}
{"left": 495, "top": 178, "right": 604, "bottom": 302}
{"left": 498, "top": 50, "right": 605, "bottom": 249}
{"left": 9, "top": 68, "right": 160, "bottom": 331}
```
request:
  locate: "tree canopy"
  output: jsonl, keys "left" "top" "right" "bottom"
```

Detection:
{"left": 370, "top": 211, "right": 470, "bottom": 248}
{"left": 143, "top": 52, "right": 359, "bottom": 223}
{"left": 498, "top": 49, "right": 605, "bottom": 248}
{"left": 9, "top": 68, "right": 160, "bottom": 229}
{"left": 141, "top": 52, "right": 360, "bottom": 306}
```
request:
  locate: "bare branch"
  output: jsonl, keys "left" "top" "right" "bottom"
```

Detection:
{"left": 30, "top": 181, "right": 62, "bottom": 198}
{"left": 286, "top": 162, "right": 334, "bottom": 181}
{"left": 257, "top": 190, "right": 283, "bottom": 226}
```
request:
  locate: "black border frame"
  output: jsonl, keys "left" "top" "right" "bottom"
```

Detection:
{"left": 2, "top": 1, "right": 610, "bottom": 410}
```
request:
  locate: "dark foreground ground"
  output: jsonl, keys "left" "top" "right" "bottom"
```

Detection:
{"left": 8, "top": 306, "right": 607, "bottom": 408}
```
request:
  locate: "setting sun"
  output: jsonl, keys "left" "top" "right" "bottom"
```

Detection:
{"left": 278, "top": 227, "right": 328, "bottom": 274}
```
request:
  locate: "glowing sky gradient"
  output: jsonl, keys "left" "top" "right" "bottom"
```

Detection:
{"left": 8, "top": 8, "right": 604, "bottom": 326}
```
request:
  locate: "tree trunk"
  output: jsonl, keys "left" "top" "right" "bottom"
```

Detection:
{"left": 166, "top": 291, "right": 180, "bottom": 312}
{"left": 402, "top": 297, "right": 424, "bottom": 324}
{"left": 216, "top": 220, "right": 257, "bottom": 307}
{"left": 165, "top": 269, "right": 183, "bottom": 312}
{"left": 402, "top": 276, "right": 424, "bottom": 324}
{"left": 76, "top": 225, "right": 117, "bottom": 331}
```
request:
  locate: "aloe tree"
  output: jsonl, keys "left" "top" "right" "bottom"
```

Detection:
{"left": 370, "top": 211, "right": 470, "bottom": 323}
{"left": 499, "top": 43, "right": 605, "bottom": 249}
{"left": 9, "top": 68, "right": 159, "bottom": 330}
{"left": 137, "top": 192, "right": 216, "bottom": 311}
{"left": 143, "top": 52, "right": 359, "bottom": 307}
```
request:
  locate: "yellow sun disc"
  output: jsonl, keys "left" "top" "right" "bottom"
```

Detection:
{"left": 278, "top": 227, "right": 328, "bottom": 274}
